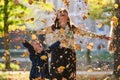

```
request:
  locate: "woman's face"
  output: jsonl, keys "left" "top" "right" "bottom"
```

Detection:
{"left": 57, "top": 9, "right": 68, "bottom": 21}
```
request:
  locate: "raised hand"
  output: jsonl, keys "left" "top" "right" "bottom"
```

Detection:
{"left": 11, "top": 36, "right": 24, "bottom": 42}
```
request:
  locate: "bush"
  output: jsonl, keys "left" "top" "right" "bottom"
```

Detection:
{"left": 0, "top": 63, "right": 5, "bottom": 70}
{"left": 0, "top": 62, "right": 20, "bottom": 70}
{"left": 10, "top": 63, "right": 20, "bottom": 70}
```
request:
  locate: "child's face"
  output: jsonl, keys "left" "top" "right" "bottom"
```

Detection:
{"left": 32, "top": 41, "right": 43, "bottom": 53}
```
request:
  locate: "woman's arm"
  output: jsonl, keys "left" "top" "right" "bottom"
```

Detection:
{"left": 74, "top": 27, "right": 111, "bottom": 40}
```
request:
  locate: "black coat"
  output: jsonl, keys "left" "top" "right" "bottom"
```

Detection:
{"left": 49, "top": 41, "right": 76, "bottom": 80}
{"left": 22, "top": 41, "right": 49, "bottom": 79}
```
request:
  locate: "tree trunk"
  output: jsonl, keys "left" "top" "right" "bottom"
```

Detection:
{"left": 4, "top": 0, "right": 11, "bottom": 70}
{"left": 110, "top": 0, "right": 120, "bottom": 79}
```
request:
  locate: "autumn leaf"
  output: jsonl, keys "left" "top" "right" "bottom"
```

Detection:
{"left": 31, "top": 34, "right": 37, "bottom": 40}
{"left": 15, "top": 61, "right": 21, "bottom": 65}
{"left": 57, "top": 66, "right": 65, "bottom": 73}
{"left": 40, "top": 55, "right": 47, "bottom": 60}
{"left": 87, "top": 68, "right": 93, "bottom": 72}
{"left": 74, "top": 44, "right": 81, "bottom": 50}
{"left": 39, "top": 2, "right": 54, "bottom": 11}
{"left": 82, "top": 13, "right": 88, "bottom": 20}
{"left": 111, "top": 16, "right": 118, "bottom": 27}
{"left": 2, "top": 56, "right": 6, "bottom": 60}
{"left": 60, "top": 28, "right": 65, "bottom": 34}
{"left": 14, "top": 45, "right": 21, "bottom": 49}
{"left": 28, "top": 0, "right": 33, "bottom": 5}
{"left": 114, "top": 4, "right": 119, "bottom": 9}
{"left": 117, "top": 65, "right": 120, "bottom": 70}
{"left": 84, "top": 0, "right": 88, "bottom": 4}
{"left": 21, "top": 51, "right": 29, "bottom": 57}
{"left": 41, "top": 19, "right": 47, "bottom": 24}
{"left": 62, "top": 0, "right": 70, "bottom": 7}
{"left": 97, "top": 23, "right": 102, "bottom": 28}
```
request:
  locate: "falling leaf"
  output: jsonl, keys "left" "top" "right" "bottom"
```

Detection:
{"left": 87, "top": 68, "right": 93, "bottom": 72}
{"left": 62, "top": 0, "right": 70, "bottom": 7}
{"left": 39, "top": 2, "right": 54, "bottom": 11}
{"left": 15, "top": 61, "right": 21, "bottom": 65}
{"left": 28, "top": 0, "right": 33, "bottom": 5}
{"left": 14, "top": 45, "right": 21, "bottom": 49}
{"left": 117, "top": 65, "right": 120, "bottom": 70}
{"left": 2, "top": 56, "right": 6, "bottom": 60}
{"left": 114, "top": 4, "right": 119, "bottom": 9}
{"left": 111, "top": 16, "right": 118, "bottom": 27}
{"left": 21, "top": 51, "right": 29, "bottom": 57}
{"left": 57, "top": 66, "right": 65, "bottom": 73}
{"left": 97, "top": 23, "right": 102, "bottom": 28}
{"left": 30, "top": 18, "right": 34, "bottom": 21}
{"left": 60, "top": 28, "right": 65, "bottom": 34}
{"left": 82, "top": 13, "right": 88, "bottom": 20}
{"left": 41, "top": 19, "right": 47, "bottom": 24}
{"left": 40, "top": 55, "right": 47, "bottom": 60}
{"left": 84, "top": 0, "right": 88, "bottom": 4}
{"left": 74, "top": 44, "right": 81, "bottom": 50}
{"left": 31, "top": 34, "right": 37, "bottom": 40}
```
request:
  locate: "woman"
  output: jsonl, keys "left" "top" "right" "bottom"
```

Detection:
{"left": 44, "top": 8, "right": 77, "bottom": 80}
{"left": 37, "top": 8, "right": 110, "bottom": 80}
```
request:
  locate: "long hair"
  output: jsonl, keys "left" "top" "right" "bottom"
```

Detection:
{"left": 51, "top": 8, "right": 76, "bottom": 31}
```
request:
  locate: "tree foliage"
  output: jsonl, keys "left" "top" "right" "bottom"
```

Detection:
{"left": 88, "top": 0, "right": 114, "bottom": 25}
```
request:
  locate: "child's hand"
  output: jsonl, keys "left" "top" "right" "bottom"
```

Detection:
{"left": 11, "top": 36, "right": 24, "bottom": 42}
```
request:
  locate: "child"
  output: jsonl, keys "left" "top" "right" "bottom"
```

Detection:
{"left": 13, "top": 37, "right": 49, "bottom": 80}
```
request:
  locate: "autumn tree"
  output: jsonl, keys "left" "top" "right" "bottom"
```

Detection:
{"left": 88, "top": 0, "right": 120, "bottom": 79}
{"left": 0, "top": 0, "right": 53, "bottom": 70}
{"left": 109, "top": 0, "right": 120, "bottom": 79}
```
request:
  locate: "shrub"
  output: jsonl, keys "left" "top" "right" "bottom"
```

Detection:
{"left": 0, "top": 62, "right": 20, "bottom": 70}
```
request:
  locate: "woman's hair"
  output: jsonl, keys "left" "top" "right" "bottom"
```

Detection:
{"left": 51, "top": 8, "right": 76, "bottom": 31}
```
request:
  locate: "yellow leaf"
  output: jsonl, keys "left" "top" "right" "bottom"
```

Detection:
{"left": 41, "top": 19, "right": 47, "bottom": 24}
{"left": 59, "top": 66, "right": 65, "bottom": 70}
{"left": 60, "top": 28, "right": 65, "bottom": 34}
{"left": 87, "top": 68, "right": 93, "bottom": 72}
{"left": 2, "top": 56, "right": 6, "bottom": 60}
{"left": 82, "top": 13, "right": 88, "bottom": 20}
{"left": 97, "top": 23, "right": 102, "bottom": 28}
{"left": 117, "top": 65, "right": 120, "bottom": 70}
{"left": 39, "top": 2, "right": 54, "bottom": 11}
{"left": 62, "top": 0, "right": 70, "bottom": 7}
{"left": 14, "top": 45, "right": 21, "bottom": 49}
{"left": 74, "top": 44, "right": 81, "bottom": 50}
{"left": 28, "top": 0, "right": 33, "bottom": 5}
{"left": 40, "top": 55, "right": 47, "bottom": 60}
{"left": 114, "top": 4, "right": 119, "bottom": 9}
{"left": 31, "top": 34, "right": 37, "bottom": 40}
{"left": 84, "top": 0, "right": 88, "bottom": 3}
{"left": 21, "top": 51, "right": 29, "bottom": 57}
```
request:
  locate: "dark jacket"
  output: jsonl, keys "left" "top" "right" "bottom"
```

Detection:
{"left": 22, "top": 41, "right": 49, "bottom": 79}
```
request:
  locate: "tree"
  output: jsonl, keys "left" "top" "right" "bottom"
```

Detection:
{"left": 109, "top": 0, "right": 120, "bottom": 79}
{"left": 0, "top": 0, "right": 53, "bottom": 70}
{"left": 88, "top": 0, "right": 120, "bottom": 79}
{"left": 88, "top": 0, "right": 114, "bottom": 25}
{"left": 0, "top": 0, "right": 28, "bottom": 70}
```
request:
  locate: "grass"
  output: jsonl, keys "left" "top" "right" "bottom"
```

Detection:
{"left": 0, "top": 71, "right": 116, "bottom": 80}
